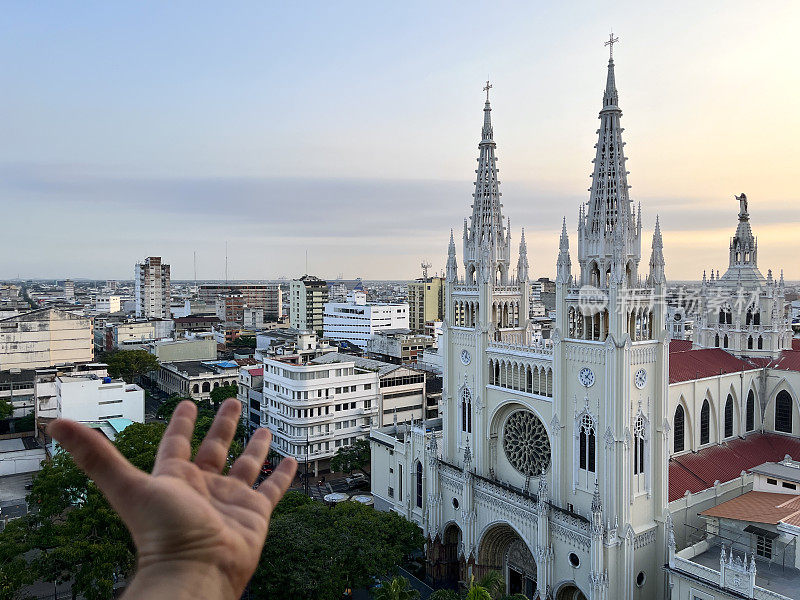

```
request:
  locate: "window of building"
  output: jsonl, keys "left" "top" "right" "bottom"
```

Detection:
{"left": 461, "top": 387, "right": 472, "bottom": 434}
{"left": 398, "top": 464, "right": 402, "bottom": 501}
{"left": 578, "top": 414, "right": 596, "bottom": 473}
{"left": 776, "top": 390, "right": 793, "bottom": 433}
{"left": 700, "top": 400, "right": 710, "bottom": 445}
{"left": 724, "top": 395, "right": 734, "bottom": 438}
{"left": 746, "top": 390, "right": 755, "bottom": 432}
{"left": 756, "top": 535, "right": 773, "bottom": 559}
{"left": 633, "top": 415, "right": 646, "bottom": 476}
{"left": 767, "top": 478, "right": 778, "bottom": 485}
{"left": 674, "top": 405, "right": 685, "bottom": 453}
{"left": 415, "top": 461, "right": 423, "bottom": 508}
{"left": 783, "top": 482, "right": 797, "bottom": 490}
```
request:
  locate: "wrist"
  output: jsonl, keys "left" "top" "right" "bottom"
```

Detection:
{"left": 122, "top": 560, "right": 240, "bottom": 600}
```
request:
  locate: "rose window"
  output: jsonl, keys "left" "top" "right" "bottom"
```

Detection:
{"left": 502, "top": 410, "right": 551, "bottom": 476}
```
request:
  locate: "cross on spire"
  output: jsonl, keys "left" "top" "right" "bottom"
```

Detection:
{"left": 604, "top": 31, "right": 619, "bottom": 59}
{"left": 483, "top": 79, "right": 492, "bottom": 102}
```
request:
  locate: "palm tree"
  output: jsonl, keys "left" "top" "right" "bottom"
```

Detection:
{"left": 372, "top": 576, "right": 421, "bottom": 600}
{"left": 477, "top": 570, "right": 505, "bottom": 599}
{"left": 430, "top": 590, "right": 460, "bottom": 600}
{"left": 464, "top": 575, "right": 492, "bottom": 600}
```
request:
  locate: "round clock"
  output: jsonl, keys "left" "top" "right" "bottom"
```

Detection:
{"left": 460, "top": 349, "right": 471, "bottom": 365}
{"left": 578, "top": 367, "right": 595, "bottom": 388}
{"left": 634, "top": 368, "right": 647, "bottom": 389}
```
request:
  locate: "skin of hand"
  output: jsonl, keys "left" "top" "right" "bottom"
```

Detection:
{"left": 47, "top": 398, "right": 298, "bottom": 600}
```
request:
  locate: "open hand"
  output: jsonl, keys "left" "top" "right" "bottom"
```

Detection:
{"left": 48, "top": 398, "right": 298, "bottom": 600}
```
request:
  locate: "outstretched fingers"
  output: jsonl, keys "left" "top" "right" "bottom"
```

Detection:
{"left": 48, "top": 419, "right": 146, "bottom": 517}
{"left": 194, "top": 398, "right": 241, "bottom": 473}
{"left": 257, "top": 456, "right": 297, "bottom": 510}
{"left": 153, "top": 401, "right": 198, "bottom": 473}
{"left": 229, "top": 428, "right": 271, "bottom": 485}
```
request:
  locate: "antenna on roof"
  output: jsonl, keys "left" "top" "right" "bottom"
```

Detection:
{"left": 194, "top": 251, "right": 197, "bottom": 289}
{"left": 225, "top": 241, "right": 228, "bottom": 283}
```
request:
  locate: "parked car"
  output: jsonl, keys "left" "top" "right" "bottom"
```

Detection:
{"left": 260, "top": 463, "right": 273, "bottom": 476}
{"left": 345, "top": 473, "right": 368, "bottom": 488}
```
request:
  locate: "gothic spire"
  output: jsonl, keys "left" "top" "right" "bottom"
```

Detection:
{"left": 719, "top": 193, "right": 764, "bottom": 284}
{"left": 649, "top": 216, "right": 665, "bottom": 285}
{"left": 446, "top": 229, "right": 458, "bottom": 282}
{"left": 556, "top": 217, "right": 572, "bottom": 284}
{"left": 463, "top": 81, "right": 510, "bottom": 283}
{"left": 517, "top": 228, "right": 529, "bottom": 283}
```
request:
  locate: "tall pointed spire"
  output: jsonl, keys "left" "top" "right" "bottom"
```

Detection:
{"left": 463, "top": 81, "right": 511, "bottom": 284}
{"left": 517, "top": 228, "right": 529, "bottom": 283}
{"left": 557, "top": 217, "right": 572, "bottom": 284}
{"left": 579, "top": 35, "right": 639, "bottom": 284}
{"left": 446, "top": 229, "right": 458, "bottom": 283}
{"left": 649, "top": 216, "right": 666, "bottom": 285}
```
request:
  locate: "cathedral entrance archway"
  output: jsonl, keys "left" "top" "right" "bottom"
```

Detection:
{"left": 554, "top": 583, "right": 587, "bottom": 600}
{"left": 429, "top": 522, "right": 464, "bottom": 587}
{"left": 477, "top": 523, "right": 536, "bottom": 598}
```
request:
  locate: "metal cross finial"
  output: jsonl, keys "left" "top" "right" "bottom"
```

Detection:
{"left": 605, "top": 31, "right": 619, "bottom": 59}
{"left": 483, "top": 79, "right": 492, "bottom": 102}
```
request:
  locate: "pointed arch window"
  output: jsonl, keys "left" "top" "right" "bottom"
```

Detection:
{"left": 723, "top": 334, "right": 729, "bottom": 348}
{"left": 746, "top": 390, "right": 755, "bottom": 432}
{"left": 633, "top": 415, "right": 646, "bottom": 476}
{"left": 775, "top": 390, "right": 793, "bottom": 434}
{"left": 758, "top": 336, "right": 763, "bottom": 350}
{"left": 578, "top": 413, "right": 596, "bottom": 473}
{"left": 415, "top": 460, "right": 423, "bottom": 508}
{"left": 715, "top": 334, "right": 720, "bottom": 347}
{"left": 700, "top": 400, "right": 710, "bottom": 445}
{"left": 461, "top": 387, "right": 472, "bottom": 434}
{"left": 724, "top": 395, "right": 734, "bottom": 438}
{"left": 748, "top": 336, "right": 754, "bottom": 350}
{"left": 674, "top": 405, "right": 685, "bottom": 453}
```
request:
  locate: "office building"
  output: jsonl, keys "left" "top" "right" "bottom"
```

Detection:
{"left": 289, "top": 275, "right": 328, "bottom": 336}
{"left": 135, "top": 256, "right": 171, "bottom": 319}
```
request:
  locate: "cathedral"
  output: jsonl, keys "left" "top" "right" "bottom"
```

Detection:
{"left": 369, "top": 40, "right": 800, "bottom": 600}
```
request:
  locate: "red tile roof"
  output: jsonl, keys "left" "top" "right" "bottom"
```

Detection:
{"left": 669, "top": 433, "right": 800, "bottom": 502}
{"left": 700, "top": 491, "right": 800, "bottom": 525}
{"left": 669, "top": 339, "right": 693, "bottom": 353}
{"left": 792, "top": 339, "right": 800, "bottom": 351}
{"left": 668, "top": 348, "right": 755, "bottom": 384}
{"left": 769, "top": 350, "right": 800, "bottom": 373}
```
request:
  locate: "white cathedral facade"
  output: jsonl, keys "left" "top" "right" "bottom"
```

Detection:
{"left": 369, "top": 46, "right": 799, "bottom": 600}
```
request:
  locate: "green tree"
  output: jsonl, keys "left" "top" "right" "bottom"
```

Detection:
{"left": 105, "top": 350, "right": 160, "bottom": 384}
{"left": 0, "top": 398, "right": 12, "bottom": 419}
{"left": 430, "top": 590, "right": 460, "bottom": 600}
{"left": 0, "top": 422, "right": 165, "bottom": 600}
{"left": 477, "top": 571, "right": 504, "bottom": 600}
{"left": 210, "top": 383, "right": 238, "bottom": 409}
{"left": 251, "top": 500, "right": 424, "bottom": 600}
{"left": 464, "top": 576, "right": 491, "bottom": 600}
{"left": 373, "top": 576, "right": 420, "bottom": 600}
{"left": 330, "top": 437, "right": 370, "bottom": 475}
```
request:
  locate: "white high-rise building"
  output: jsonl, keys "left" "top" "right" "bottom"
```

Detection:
{"left": 63, "top": 279, "right": 75, "bottom": 303}
{"left": 135, "top": 257, "right": 170, "bottom": 319}
{"left": 289, "top": 275, "right": 328, "bottom": 335}
{"left": 323, "top": 290, "right": 409, "bottom": 348}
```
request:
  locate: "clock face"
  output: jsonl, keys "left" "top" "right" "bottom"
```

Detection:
{"left": 460, "top": 349, "right": 471, "bottom": 365}
{"left": 578, "top": 367, "right": 595, "bottom": 388}
{"left": 634, "top": 368, "right": 647, "bottom": 389}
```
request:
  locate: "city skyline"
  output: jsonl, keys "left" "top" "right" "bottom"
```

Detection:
{"left": 1, "top": 2, "right": 798, "bottom": 280}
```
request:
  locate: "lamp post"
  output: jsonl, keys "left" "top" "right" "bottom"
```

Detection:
{"left": 305, "top": 428, "right": 310, "bottom": 496}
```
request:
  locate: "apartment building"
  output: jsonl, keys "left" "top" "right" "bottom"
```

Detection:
{"left": 365, "top": 329, "right": 436, "bottom": 365}
{"left": 289, "top": 275, "right": 328, "bottom": 336}
{"left": 95, "top": 295, "right": 121, "bottom": 314}
{"left": 407, "top": 276, "right": 444, "bottom": 334}
{"left": 238, "top": 364, "right": 264, "bottom": 434}
{"left": 198, "top": 284, "right": 282, "bottom": 319}
{"left": 135, "top": 257, "right": 171, "bottom": 319}
{"left": 0, "top": 309, "right": 93, "bottom": 371}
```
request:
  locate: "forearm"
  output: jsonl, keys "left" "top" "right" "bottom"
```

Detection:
{"left": 122, "top": 561, "right": 240, "bottom": 600}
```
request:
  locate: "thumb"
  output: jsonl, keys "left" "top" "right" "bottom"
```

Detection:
{"left": 48, "top": 419, "right": 146, "bottom": 514}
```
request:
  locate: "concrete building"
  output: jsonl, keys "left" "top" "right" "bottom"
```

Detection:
{"left": 63, "top": 279, "right": 75, "bottom": 303}
{"left": 0, "top": 309, "right": 93, "bottom": 371}
{"left": 255, "top": 329, "right": 336, "bottom": 363}
{"left": 366, "top": 328, "right": 436, "bottom": 365}
{"left": 135, "top": 257, "right": 171, "bottom": 319}
{"left": 198, "top": 284, "right": 282, "bottom": 319}
{"left": 146, "top": 337, "right": 217, "bottom": 362}
{"left": 323, "top": 290, "right": 409, "bottom": 349}
{"left": 34, "top": 362, "right": 110, "bottom": 424}
{"left": 289, "top": 275, "right": 328, "bottom": 336}
{"left": 0, "top": 369, "right": 35, "bottom": 418}
{"left": 100, "top": 319, "right": 174, "bottom": 351}
{"left": 408, "top": 276, "right": 445, "bottom": 334}
{"left": 157, "top": 360, "right": 242, "bottom": 401}
{"left": 173, "top": 315, "right": 221, "bottom": 335}
{"left": 215, "top": 294, "right": 245, "bottom": 324}
{"left": 238, "top": 364, "right": 264, "bottom": 434}
{"left": 95, "top": 295, "right": 121, "bottom": 314}
{"left": 55, "top": 373, "right": 144, "bottom": 423}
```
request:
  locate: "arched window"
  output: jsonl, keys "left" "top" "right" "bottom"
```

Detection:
{"left": 748, "top": 336, "right": 753, "bottom": 350}
{"left": 775, "top": 391, "right": 793, "bottom": 434}
{"left": 415, "top": 461, "right": 423, "bottom": 508}
{"left": 724, "top": 395, "right": 734, "bottom": 438}
{"left": 202, "top": 381, "right": 211, "bottom": 393}
{"left": 579, "top": 414, "right": 596, "bottom": 473}
{"left": 700, "top": 400, "right": 710, "bottom": 445}
{"left": 758, "top": 336, "right": 763, "bottom": 350}
{"left": 192, "top": 384, "right": 199, "bottom": 394}
{"left": 723, "top": 334, "right": 729, "bottom": 348}
{"left": 746, "top": 308, "right": 753, "bottom": 326}
{"left": 633, "top": 415, "right": 646, "bottom": 476}
{"left": 461, "top": 388, "right": 472, "bottom": 434}
{"left": 746, "top": 390, "right": 755, "bottom": 432}
{"left": 674, "top": 405, "right": 685, "bottom": 453}
{"left": 715, "top": 334, "right": 720, "bottom": 347}
{"left": 213, "top": 381, "right": 219, "bottom": 389}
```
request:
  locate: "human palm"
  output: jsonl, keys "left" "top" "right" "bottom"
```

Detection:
{"left": 49, "top": 398, "right": 297, "bottom": 599}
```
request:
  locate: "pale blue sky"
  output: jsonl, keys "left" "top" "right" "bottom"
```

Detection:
{"left": 1, "top": 2, "right": 798, "bottom": 280}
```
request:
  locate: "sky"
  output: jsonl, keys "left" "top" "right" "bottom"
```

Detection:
{"left": 1, "top": 1, "right": 799, "bottom": 281}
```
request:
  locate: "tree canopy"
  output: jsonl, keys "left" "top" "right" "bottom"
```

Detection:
{"left": 330, "top": 438, "right": 370, "bottom": 475}
{"left": 0, "top": 398, "right": 12, "bottom": 419}
{"left": 104, "top": 350, "right": 160, "bottom": 384}
{"left": 373, "top": 576, "right": 420, "bottom": 600}
{"left": 210, "top": 383, "right": 238, "bottom": 409}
